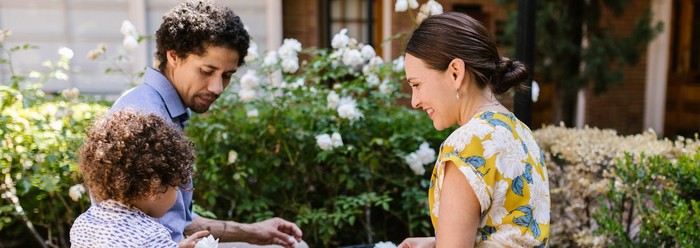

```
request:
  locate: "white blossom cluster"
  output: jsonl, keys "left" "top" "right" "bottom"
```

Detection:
{"left": 330, "top": 29, "right": 381, "bottom": 70}
{"left": 374, "top": 241, "right": 398, "bottom": 248}
{"left": 404, "top": 142, "right": 436, "bottom": 175}
{"left": 394, "top": 0, "right": 444, "bottom": 24}
{"left": 69, "top": 184, "right": 86, "bottom": 201}
{"left": 238, "top": 70, "right": 260, "bottom": 103}
{"left": 120, "top": 20, "right": 139, "bottom": 51}
{"left": 194, "top": 234, "right": 219, "bottom": 248}
{"left": 316, "top": 132, "right": 344, "bottom": 151}
{"left": 327, "top": 91, "right": 363, "bottom": 122}
{"left": 278, "top": 39, "right": 302, "bottom": 73}
{"left": 533, "top": 124, "right": 700, "bottom": 246}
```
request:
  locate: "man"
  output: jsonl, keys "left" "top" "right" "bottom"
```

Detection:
{"left": 110, "top": 1, "right": 303, "bottom": 247}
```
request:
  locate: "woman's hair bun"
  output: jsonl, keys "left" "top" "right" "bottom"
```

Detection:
{"left": 493, "top": 57, "right": 528, "bottom": 95}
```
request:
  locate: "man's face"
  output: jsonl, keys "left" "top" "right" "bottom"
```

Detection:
{"left": 167, "top": 45, "right": 240, "bottom": 113}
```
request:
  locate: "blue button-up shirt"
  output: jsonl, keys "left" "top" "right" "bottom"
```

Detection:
{"left": 110, "top": 67, "right": 197, "bottom": 242}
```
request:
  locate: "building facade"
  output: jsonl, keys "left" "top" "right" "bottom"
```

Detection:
{"left": 1, "top": 0, "right": 697, "bottom": 137}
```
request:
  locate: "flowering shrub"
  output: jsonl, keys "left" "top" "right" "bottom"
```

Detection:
{"left": 186, "top": 30, "right": 449, "bottom": 246}
{"left": 533, "top": 125, "right": 700, "bottom": 246}
{"left": 0, "top": 34, "right": 109, "bottom": 247}
{"left": 594, "top": 152, "right": 700, "bottom": 247}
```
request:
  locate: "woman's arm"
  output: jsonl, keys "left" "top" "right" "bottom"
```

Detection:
{"left": 435, "top": 161, "right": 481, "bottom": 247}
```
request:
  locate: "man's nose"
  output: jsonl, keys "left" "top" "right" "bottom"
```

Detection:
{"left": 208, "top": 77, "right": 224, "bottom": 95}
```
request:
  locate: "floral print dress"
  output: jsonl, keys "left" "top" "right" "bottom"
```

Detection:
{"left": 429, "top": 111, "right": 550, "bottom": 247}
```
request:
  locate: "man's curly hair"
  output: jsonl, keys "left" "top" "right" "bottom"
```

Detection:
{"left": 79, "top": 109, "right": 195, "bottom": 207}
{"left": 154, "top": 0, "right": 251, "bottom": 72}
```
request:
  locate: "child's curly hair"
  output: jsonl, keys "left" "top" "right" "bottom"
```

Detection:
{"left": 154, "top": 0, "right": 251, "bottom": 72}
{"left": 79, "top": 109, "right": 195, "bottom": 207}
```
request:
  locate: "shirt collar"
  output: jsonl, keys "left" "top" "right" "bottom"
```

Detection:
{"left": 143, "top": 67, "right": 190, "bottom": 124}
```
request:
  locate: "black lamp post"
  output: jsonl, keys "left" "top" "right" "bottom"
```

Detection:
{"left": 514, "top": 0, "right": 535, "bottom": 127}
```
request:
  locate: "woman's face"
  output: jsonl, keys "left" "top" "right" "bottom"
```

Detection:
{"left": 404, "top": 54, "right": 460, "bottom": 130}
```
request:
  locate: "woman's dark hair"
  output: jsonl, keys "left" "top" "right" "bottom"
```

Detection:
{"left": 79, "top": 109, "right": 195, "bottom": 207}
{"left": 155, "top": 0, "right": 251, "bottom": 72}
{"left": 406, "top": 12, "right": 528, "bottom": 95}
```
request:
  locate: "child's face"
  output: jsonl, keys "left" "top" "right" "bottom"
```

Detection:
{"left": 136, "top": 186, "right": 179, "bottom": 218}
{"left": 151, "top": 186, "right": 179, "bottom": 218}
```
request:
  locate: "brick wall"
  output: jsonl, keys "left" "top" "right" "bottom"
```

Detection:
{"left": 282, "top": 0, "right": 320, "bottom": 49}
{"left": 390, "top": 0, "right": 512, "bottom": 108}
{"left": 583, "top": 0, "right": 651, "bottom": 134}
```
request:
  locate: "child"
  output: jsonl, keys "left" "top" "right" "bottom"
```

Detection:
{"left": 70, "top": 109, "right": 209, "bottom": 248}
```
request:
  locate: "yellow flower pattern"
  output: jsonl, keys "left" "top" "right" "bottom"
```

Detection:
{"left": 428, "top": 111, "right": 550, "bottom": 246}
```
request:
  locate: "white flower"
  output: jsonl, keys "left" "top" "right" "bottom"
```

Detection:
{"left": 61, "top": 87, "right": 80, "bottom": 100}
{"left": 290, "top": 78, "right": 305, "bottom": 89}
{"left": 415, "top": 12, "right": 429, "bottom": 24}
{"left": 394, "top": 0, "right": 408, "bottom": 12}
{"left": 122, "top": 35, "right": 138, "bottom": 51}
{"left": 374, "top": 241, "right": 398, "bottom": 248}
{"left": 238, "top": 88, "right": 257, "bottom": 103}
{"left": 0, "top": 28, "right": 12, "bottom": 42}
{"left": 28, "top": 71, "right": 42, "bottom": 78}
{"left": 405, "top": 152, "right": 425, "bottom": 175}
{"left": 281, "top": 57, "right": 300, "bottom": 73}
{"left": 379, "top": 80, "right": 394, "bottom": 95}
{"left": 331, "top": 29, "right": 350, "bottom": 49}
{"left": 195, "top": 234, "right": 219, "bottom": 248}
{"left": 337, "top": 97, "right": 363, "bottom": 121}
{"left": 416, "top": 142, "right": 436, "bottom": 165}
{"left": 278, "top": 38, "right": 302, "bottom": 59}
{"left": 415, "top": 0, "right": 442, "bottom": 24}
{"left": 245, "top": 41, "right": 259, "bottom": 62}
{"left": 487, "top": 180, "right": 509, "bottom": 226}
{"left": 227, "top": 150, "right": 238, "bottom": 164}
{"left": 58, "top": 47, "right": 74, "bottom": 60}
{"left": 530, "top": 171, "right": 550, "bottom": 224}
{"left": 482, "top": 224, "right": 540, "bottom": 247}
{"left": 246, "top": 109, "right": 259, "bottom": 118}
{"left": 366, "top": 74, "right": 380, "bottom": 86}
{"left": 482, "top": 126, "right": 527, "bottom": 179}
{"left": 342, "top": 49, "right": 363, "bottom": 67}
{"left": 422, "top": 0, "right": 443, "bottom": 15}
{"left": 263, "top": 51, "right": 279, "bottom": 66}
{"left": 69, "top": 184, "right": 86, "bottom": 202}
{"left": 360, "top": 45, "right": 376, "bottom": 60}
{"left": 516, "top": 122, "right": 542, "bottom": 165}
{"left": 363, "top": 56, "right": 384, "bottom": 74}
{"left": 392, "top": 55, "right": 405, "bottom": 72}
{"left": 531, "top": 80, "right": 540, "bottom": 102}
{"left": 240, "top": 70, "right": 259, "bottom": 90}
{"left": 331, "top": 132, "right": 343, "bottom": 147}
{"left": 54, "top": 70, "right": 69, "bottom": 81}
{"left": 327, "top": 91, "right": 340, "bottom": 109}
{"left": 444, "top": 119, "right": 493, "bottom": 152}
{"left": 316, "top": 134, "right": 334, "bottom": 151}
{"left": 408, "top": 0, "right": 419, "bottom": 9}
{"left": 120, "top": 20, "right": 138, "bottom": 37}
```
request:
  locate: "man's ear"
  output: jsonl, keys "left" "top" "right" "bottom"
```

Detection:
{"left": 166, "top": 50, "right": 179, "bottom": 68}
{"left": 448, "top": 58, "right": 466, "bottom": 90}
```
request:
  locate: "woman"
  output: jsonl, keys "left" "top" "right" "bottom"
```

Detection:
{"left": 398, "top": 12, "right": 550, "bottom": 247}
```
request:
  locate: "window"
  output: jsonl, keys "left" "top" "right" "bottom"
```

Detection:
{"left": 322, "top": 0, "right": 374, "bottom": 47}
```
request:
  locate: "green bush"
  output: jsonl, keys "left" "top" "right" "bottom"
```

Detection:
{"left": 0, "top": 40, "right": 109, "bottom": 247}
{"left": 594, "top": 153, "right": 700, "bottom": 247}
{"left": 533, "top": 125, "right": 700, "bottom": 247}
{"left": 186, "top": 37, "right": 449, "bottom": 246}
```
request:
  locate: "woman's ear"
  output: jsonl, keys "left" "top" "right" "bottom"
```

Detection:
{"left": 448, "top": 58, "right": 466, "bottom": 90}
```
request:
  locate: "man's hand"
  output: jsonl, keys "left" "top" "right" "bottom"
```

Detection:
{"left": 398, "top": 237, "right": 436, "bottom": 248}
{"left": 242, "top": 217, "right": 303, "bottom": 248}
{"left": 178, "top": 230, "right": 209, "bottom": 248}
